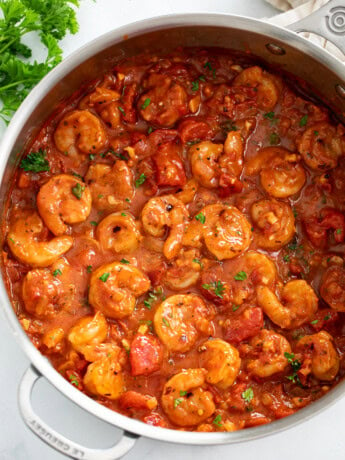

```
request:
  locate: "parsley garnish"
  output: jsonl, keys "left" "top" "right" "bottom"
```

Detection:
{"left": 300, "top": 115, "right": 308, "bottom": 127}
{"left": 242, "top": 387, "right": 254, "bottom": 403}
{"left": 68, "top": 373, "right": 79, "bottom": 387}
{"left": 135, "top": 173, "right": 146, "bottom": 188}
{"left": 283, "top": 255, "right": 290, "bottom": 262}
{"left": 141, "top": 98, "right": 151, "bottom": 110}
{"left": 193, "top": 258, "right": 203, "bottom": 268}
{"left": 264, "top": 111, "right": 276, "bottom": 121}
{"left": 202, "top": 281, "right": 225, "bottom": 298}
{"left": 120, "top": 258, "right": 130, "bottom": 264}
{"left": 20, "top": 149, "right": 50, "bottom": 173}
{"left": 71, "top": 182, "right": 85, "bottom": 200}
{"left": 232, "top": 304, "right": 240, "bottom": 312}
{"left": 324, "top": 314, "right": 331, "bottom": 321}
{"left": 195, "top": 212, "right": 206, "bottom": 224}
{"left": 118, "top": 106, "right": 125, "bottom": 115}
{"left": 162, "top": 318, "right": 170, "bottom": 328}
{"left": 144, "top": 288, "right": 164, "bottom": 309}
{"left": 310, "top": 319, "right": 319, "bottom": 325}
{"left": 284, "top": 352, "right": 302, "bottom": 384}
{"left": 90, "top": 221, "right": 98, "bottom": 226}
{"left": 174, "top": 398, "right": 182, "bottom": 408}
{"left": 99, "top": 273, "right": 110, "bottom": 282}
{"left": 234, "top": 271, "right": 247, "bottom": 281}
{"left": 147, "top": 126, "right": 153, "bottom": 134}
{"left": 204, "top": 61, "right": 216, "bottom": 78}
{"left": 52, "top": 268, "right": 62, "bottom": 277}
{"left": 179, "top": 390, "right": 187, "bottom": 396}
{"left": 212, "top": 414, "right": 223, "bottom": 427}
{"left": 86, "top": 265, "right": 92, "bottom": 273}
{"left": 191, "top": 80, "right": 199, "bottom": 91}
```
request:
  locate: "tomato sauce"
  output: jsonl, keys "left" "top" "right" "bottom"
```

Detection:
{"left": 2, "top": 47, "right": 345, "bottom": 432}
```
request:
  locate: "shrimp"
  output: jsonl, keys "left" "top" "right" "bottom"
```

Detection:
{"left": 22, "top": 258, "right": 75, "bottom": 317}
{"left": 96, "top": 212, "right": 142, "bottom": 253}
{"left": 7, "top": 211, "right": 73, "bottom": 267}
{"left": 54, "top": 110, "right": 108, "bottom": 156}
{"left": 161, "top": 369, "right": 215, "bottom": 426}
{"left": 198, "top": 338, "right": 241, "bottom": 389}
{"left": 83, "top": 348, "right": 126, "bottom": 400}
{"left": 141, "top": 195, "right": 189, "bottom": 259}
{"left": 251, "top": 199, "right": 295, "bottom": 250}
{"left": 246, "top": 329, "right": 291, "bottom": 378}
{"left": 298, "top": 122, "right": 345, "bottom": 170}
{"left": 68, "top": 311, "right": 108, "bottom": 358}
{"left": 79, "top": 87, "right": 121, "bottom": 129}
{"left": 257, "top": 280, "right": 318, "bottom": 329}
{"left": 246, "top": 147, "right": 306, "bottom": 198}
{"left": 233, "top": 66, "right": 282, "bottom": 111}
{"left": 189, "top": 132, "right": 243, "bottom": 189}
{"left": 320, "top": 266, "right": 345, "bottom": 311}
{"left": 201, "top": 204, "right": 252, "bottom": 260}
{"left": 89, "top": 262, "right": 151, "bottom": 319}
{"left": 85, "top": 161, "right": 134, "bottom": 212}
{"left": 175, "top": 178, "right": 199, "bottom": 204}
{"left": 164, "top": 249, "right": 202, "bottom": 290}
{"left": 296, "top": 331, "right": 339, "bottom": 381}
{"left": 154, "top": 294, "right": 214, "bottom": 352}
{"left": 37, "top": 174, "right": 92, "bottom": 236}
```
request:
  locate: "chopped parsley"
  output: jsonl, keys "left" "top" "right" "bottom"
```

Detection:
{"left": 310, "top": 319, "right": 319, "bottom": 325}
{"left": 179, "top": 390, "right": 188, "bottom": 396}
{"left": 202, "top": 280, "right": 226, "bottom": 298}
{"left": 212, "top": 414, "right": 223, "bottom": 427}
{"left": 232, "top": 304, "right": 240, "bottom": 312}
{"left": 324, "top": 314, "right": 331, "bottom": 321}
{"left": 71, "top": 182, "right": 85, "bottom": 200}
{"left": 120, "top": 258, "right": 130, "bottom": 264}
{"left": 125, "top": 198, "right": 131, "bottom": 203}
{"left": 195, "top": 212, "right": 206, "bottom": 224}
{"left": 284, "top": 352, "right": 302, "bottom": 384}
{"left": 99, "top": 272, "right": 110, "bottom": 282}
{"left": 241, "top": 387, "right": 254, "bottom": 403}
{"left": 162, "top": 318, "right": 170, "bottom": 328}
{"left": 193, "top": 258, "right": 204, "bottom": 268}
{"left": 141, "top": 98, "right": 151, "bottom": 110}
{"left": 336, "top": 228, "right": 342, "bottom": 234}
{"left": 191, "top": 80, "right": 199, "bottom": 91}
{"left": 52, "top": 269, "right": 62, "bottom": 277}
{"left": 121, "top": 212, "right": 127, "bottom": 217}
{"left": 269, "top": 132, "right": 280, "bottom": 145}
{"left": 113, "top": 151, "right": 127, "bottom": 161}
{"left": 174, "top": 398, "right": 182, "bottom": 408}
{"left": 90, "top": 221, "right": 98, "bottom": 226}
{"left": 135, "top": 173, "right": 146, "bottom": 188}
{"left": 144, "top": 287, "right": 164, "bottom": 309}
{"left": 234, "top": 271, "right": 247, "bottom": 281}
{"left": 118, "top": 106, "right": 125, "bottom": 115}
{"left": 204, "top": 61, "right": 216, "bottom": 78}
{"left": 20, "top": 149, "right": 50, "bottom": 173}
{"left": 68, "top": 373, "right": 79, "bottom": 387}
{"left": 147, "top": 126, "right": 153, "bottom": 134}
{"left": 86, "top": 265, "right": 92, "bottom": 273}
{"left": 300, "top": 115, "right": 308, "bottom": 127}
{"left": 283, "top": 255, "right": 290, "bottom": 262}
{"left": 264, "top": 111, "right": 276, "bottom": 122}
{"left": 89, "top": 154, "right": 95, "bottom": 160}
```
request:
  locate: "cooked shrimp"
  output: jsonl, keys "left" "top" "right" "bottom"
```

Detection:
{"left": 202, "top": 204, "right": 252, "bottom": 260}
{"left": 54, "top": 110, "right": 108, "bottom": 156}
{"left": 246, "top": 329, "right": 291, "bottom": 378}
{"left": 37, "top": 174, "right": 92, "bottom": 236}
{"left": 296, "top": 331, "right": 339, "bottom": 381}
{"left": 298, "top": 122, "right": 345, "bottom": 170}
{"left": 96, "top": 212, "right": 142, "bottom": 253}
{"left": 22, "top": 258, "right": 74, "bottom": 317}
{"left": 79, "top": 87, "right": 121, "bottom": 129}
{"left": 83, "top": 348, "right": 126, "bottom": 399}
{"left": 85, "top": 161, "right": 134, "bottom": 212}
{"left": 164, "top": 249, "right": 202, "bottom": 290}
{"left": 161, "top": 369, "right": 215, "bottom": 426}
{"left": 7, "top": 211, "right": 73, "bottom": 267}
{"left": 233, "top": 66, "right": 282, "bottom": 111}
{"left": 189, "top": 132, "right": 243, "bottom": 189}
{"left": 246, "top": 147, "right": 306, "bottom": 198}
{"left": 154, "top": 294, "right": 214, "bottom": 352}
{"left": 175, "top": 178, "right": 199, "bottom": 204}
{"left": 68, "top": 311, "right": 108, "bottom": 357}
{"left": 257, "top": 280, "right": 318, "bottom": 329}
{"left": 141, "top": 195, "right": 189, "bottom": 259}
{"left": 320, "top": 266, "right": 345, "bottom": 311}
{"left": 251, "top": 199, "right": 295, "bottom": 250}
{"left": 198, "top": 338, "right": 241, "bottom": 389}
{"left": 89, "top": 262, "right": 151, "bottom": 319}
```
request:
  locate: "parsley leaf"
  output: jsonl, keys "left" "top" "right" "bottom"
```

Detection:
{"left": 143, "top": 287, "right": 164, "bottom": 310}
{"left": 99, "top": 272, "right": 110, "bottom": 282}
{"left": 141, "top": 97, "right": 151, "bottom": 110}
{"left": 20, "top": 149, "right": 50, "bottom": 172}
{"left": 52, "top": 268, "right": 62, "bottom": 276}
{"left": 300, "top": 115, "right": 308, "bottom": 127}
{"left": 174, "top": 398, "right": 182, "bottom": 408}
{"left": 234, "top": 271, "right": 247, "bottom": 281}
{"left": 195, "top": 212, "right": 206, "bottom": 224}
{"left": 202, "top": 281, "right": 225, "bottom": 298}
{"left": 71, "top": 182, "right": 85, "bottom": 199}
{"left": 212, "top": 414, "right": 223, "bottom": 427}
{"left": 135, "top": 173, "right": 146, "bottom": 188}
{"left": 242, "top": 387, "right": 254, "bottom": 403}
{"left": 284, "top": 352, "right": 302, "bottom": 384}
{"left": 120, "top": 258, "right": 130, "bottom": 264}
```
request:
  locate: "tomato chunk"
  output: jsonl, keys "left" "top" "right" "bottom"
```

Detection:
{"left": 130, "top": 334, "right": 163, "bottom": 376}
{"left": 304, "top": 207, "right": 345, "bottom": 247}
{"left": 223, "top": 307, "right": 263, "bottom": 344}
{"left": 119, "top": 391, "right": 157, "bottom": 411}
{"left": 178, "top": 119, "right": 213, "bottom": 143}
{"left": 153, "top": 141, "right": 186, "bottom": 187}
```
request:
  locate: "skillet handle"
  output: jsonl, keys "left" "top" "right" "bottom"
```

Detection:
{"left": 18, "top": 366, "right": 139, "bottom": 460}
{"left": 287, "top": 0, "right": 345, "bottom": 53}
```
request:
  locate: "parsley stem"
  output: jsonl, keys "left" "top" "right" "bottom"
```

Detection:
{"left": 0, "top": 79, "right": 38, "bottom": 92}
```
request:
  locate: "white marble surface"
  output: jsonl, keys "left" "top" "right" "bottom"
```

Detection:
{"left": 1, "top": 1, "right": 345, "bottom": 459}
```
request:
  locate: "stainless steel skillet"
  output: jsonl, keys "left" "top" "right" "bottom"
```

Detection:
{"left": 0, "top": 1, "right": 345, "bottom": 458}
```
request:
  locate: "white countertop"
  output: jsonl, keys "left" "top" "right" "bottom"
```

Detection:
{"left": 1, "top": 1, "right": 345, "bottom": 459}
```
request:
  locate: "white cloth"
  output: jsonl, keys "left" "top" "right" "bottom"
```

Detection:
{"left": 265, "top": 0, "right": 345, "bottom": 61}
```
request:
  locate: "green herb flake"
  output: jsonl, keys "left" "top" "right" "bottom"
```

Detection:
{"left": 179, "top": 390, "right": 188, "bottom": 396}
{"left": 300, "top": 115, "right": 308, "bottom": 127}
{"left": 144, "top": 288, "right": 164, "bottom": 310}
{"left": 212, "top": 414, "right": 223, "bottom": 427}
{"left": 20, "top": 150, "right": 50, "bottom": 173}
{"left": 71, "top": 182, "right": 85, "bottom": 200}
{"left": 89, "top": 154, "right": 95, "bottom": 160}
{"left": 118, "top": 106, "right": 125, "bottom": 115}
{"left": 99, "top": 272, "right": 110, "bottom": 282}
{"left": 193, "top": 258, "right": 204, "bottom": 269}
{"left": 174, "top": 398, "right": 182, "bottom": 408}
{"left": 284, "top": 352, "right": 302, "bottom": 384}
{"left": 90, "top": 221, "right": 98, "bottom": 226}
{"left": 162, "top": 318, "right": 170, "bottom": 328}
{"left": 195, "top": 212, "right": 206, "bottom": 224}
{"left": 120, "top": 258, "right": 130, "bottom": 264}
{"left": 232, "top": 304, "right": 240, "bottom": 312}
{"left": 324, "top": 314, "right": 331, "bottom": 321}
{"left": 202, "top": 281, "right": 226, "bottom": 298}
{"left": 125, "top": 198, "right": 131, "bottom": 203}
{"left": 314, "top": 130, "right": 319, "bottom": 136}
{"left": 121, "top": 212, "right": 127, "bottom": 217}
{"left": 241, "top": 387, "right": 254, "bottom": 404}
{"left": 191, "top": 80, "right": 199, "bottom": 91}
{"left": 52, "top": 269, "right": 62, "bottom": 277}
{"left": 264, "top": 111, "right": 277, "bottom": 122}
{"left": 310, "top": 319, "right": 319, "bottom": 325}
{"left": 147, "top": 126, "right": 153, "bottom": 134}
{"left": 336, "top": 228, "right": 342, "bottom": 234}
{"left": 234, "top": 271, "right": 247, "bottom": 281}
{"left": 141, "top": 98, "right": 151, "bottom": 110}
{"left": 283, "top": 255, "right": 290, "bottom": 262}
{"left": 68, "top": 373, "right": 79, "bottom": 387}
{"left": 269, "top": 132, "right": 280, "bottom": 145}
{"left": 135, "top": 173, "right": 146, "bottom": 188}
{"left": 86, "top": 265, "right": 92, "bottom": 273}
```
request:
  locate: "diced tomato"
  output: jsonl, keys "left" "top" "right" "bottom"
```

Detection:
{"left": 153, "top": 141, "right": 186, "bottom": 187}
{"left": 218, "top": 173, "right": 243, "bottom": 197}
{"left": 142, "top": 413, "right": 167, "bottom": 427}
{"left": 65, "top": 369, "right": 84, "bottom": 391}
{"left": 130, "top": 334, "right": 163, "bottom": 376}
{"left": 147, "top": 265, "right": 166, "bottom": 287}
{"left": 119, "top": 391, "right": 156, "bottom": 411}
{"left": 244, "top": 413, "right": 271, "bottom": 427}
{"left": 310, "top": 309, "right": 339, "bottom": 332}
{"left": 121, "top": 84, "right": 137, "bottom": 124}
{"left": 224, "top": 307, "right": 263, "bottom": 344}
{"left": 178, "top": 119, "right": 213, "bottom": 143}
{"left": 304, "top": 207, "right": 345, "bottom": 247}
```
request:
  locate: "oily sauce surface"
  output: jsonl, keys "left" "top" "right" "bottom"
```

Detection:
{"left": 3, "top": 48, "right": 345, "bottom": 432}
